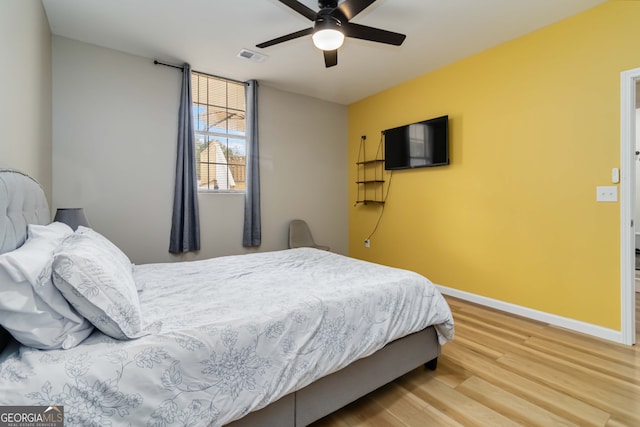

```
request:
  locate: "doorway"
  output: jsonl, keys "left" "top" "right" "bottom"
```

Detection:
{"left": 620, "top": 68, "right": 639, "bottom": 345}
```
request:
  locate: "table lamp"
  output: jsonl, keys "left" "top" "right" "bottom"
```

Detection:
{"left": 54, "top": 208, "right": 90, "bottom": 231}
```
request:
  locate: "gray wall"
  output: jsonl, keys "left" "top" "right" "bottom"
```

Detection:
{"left": 52, "top": 37, "right": 348, "bottom": 264}
{"left": 0, "top": 0, "right": 52, "bottom": 202}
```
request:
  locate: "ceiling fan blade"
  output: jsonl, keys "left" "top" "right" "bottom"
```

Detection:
{"left": 324, "top": 49, "right": 338, "bottom": 68}
{"left": 256, "top": 27, "right": 313, "bottom": 48}
{"left": 279, "top": 0, "right": 317, "bottom": 21}
{"left": 343, "top": 22, "right": 406, "bottom": 46}
{"left": 337, "top": 0, "right": 376, "bottom": 21}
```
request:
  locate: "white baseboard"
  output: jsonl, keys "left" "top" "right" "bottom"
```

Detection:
{"left": 436, "top": 285, "right": 625, "bottom": 344}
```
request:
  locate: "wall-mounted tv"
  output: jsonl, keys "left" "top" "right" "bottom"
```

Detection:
{"left": 384, "top": 115, "right": 449, "bottom": 170}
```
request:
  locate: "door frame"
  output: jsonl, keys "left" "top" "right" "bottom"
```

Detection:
{"left": 620, "top": 67, "right": 638, "bottom": 346}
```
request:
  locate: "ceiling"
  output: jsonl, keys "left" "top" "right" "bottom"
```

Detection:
{"left": 41, "top": 0, "right": 607, "bottom": 105}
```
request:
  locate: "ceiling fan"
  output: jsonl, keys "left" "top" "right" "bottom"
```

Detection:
{"left": 256, "top": 0, "right": 406, "bottom": 68}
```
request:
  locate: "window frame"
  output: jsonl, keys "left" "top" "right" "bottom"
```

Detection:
{"left": 192, "top": 71, "right": 247, "bottom": 194}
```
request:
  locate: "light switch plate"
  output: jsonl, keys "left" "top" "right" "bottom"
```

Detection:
{"left": 596, "top": 186, "right": 618, "bottom": 202}
{"left": 612, "top": 167, "right": 620, "bottom": 183}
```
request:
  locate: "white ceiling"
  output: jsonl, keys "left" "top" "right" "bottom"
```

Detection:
{"left": 41, "top": 0, "right": 606, "bottom": 105}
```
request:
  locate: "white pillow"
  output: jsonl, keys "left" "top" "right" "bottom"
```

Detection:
{"left": 0, "top": 222, "right": 71, "bottom": 283}
{"left": 0, "top": 222, "right": 94, "bottom": 350}
{"left": 52, "top": 228, "right": 158, "bottom": 340}
{"left": 28, "top": 221, "right": 72, "bottom": 241}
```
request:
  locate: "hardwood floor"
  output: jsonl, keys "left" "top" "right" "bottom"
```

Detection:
{"left": 310, "top": 295, "right": 640, "bottom": 427}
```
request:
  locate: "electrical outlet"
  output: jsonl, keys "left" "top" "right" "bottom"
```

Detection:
{"left": 364, "top": 239, "right": 370, "bottom": 248}
{"left": 596, "top": 186, "right": 617, "bottom": 202}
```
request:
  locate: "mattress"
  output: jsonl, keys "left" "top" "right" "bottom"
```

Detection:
{"left": 0, "top": 248, "right": 453, "bottom": 426}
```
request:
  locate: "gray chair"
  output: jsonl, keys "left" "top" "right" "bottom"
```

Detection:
{"left": 288, "top": 219, "right": 329, "bottom": 251}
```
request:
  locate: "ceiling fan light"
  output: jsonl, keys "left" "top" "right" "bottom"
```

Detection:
{"left": 312, "top": 28, "right": 344, "bottom": 51}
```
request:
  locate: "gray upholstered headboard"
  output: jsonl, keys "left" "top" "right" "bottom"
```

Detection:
{"left": 0, "top": 169, "right": 50, "bottom": 255}
{"left": 0, "top": 169, "right": 50, "bottom": 351}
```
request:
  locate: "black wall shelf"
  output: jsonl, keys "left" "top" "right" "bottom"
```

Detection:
{"left": 356, "top": 136, "right": 385, "bottom": 205}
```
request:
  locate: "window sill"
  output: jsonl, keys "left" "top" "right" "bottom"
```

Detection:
{"left": 198, "top": 190, "right": 245, "bottom": 195}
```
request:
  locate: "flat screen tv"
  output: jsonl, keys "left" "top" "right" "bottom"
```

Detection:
{"left": 384, "top": 115, "right": 449, "bottom": 170}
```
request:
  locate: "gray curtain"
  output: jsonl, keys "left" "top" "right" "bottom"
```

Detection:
{"left": 243, "top": 80, "right": 261, "bottom": 247}
{"left": 169, "top": 63, "right": 200, "bottom": 253}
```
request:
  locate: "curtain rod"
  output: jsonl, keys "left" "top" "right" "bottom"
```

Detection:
{"left": 153, "top": 60, "right": 249, "bottom": 86}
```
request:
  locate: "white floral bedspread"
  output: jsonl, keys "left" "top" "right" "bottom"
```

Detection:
{"left": 0, "top": 248, "right": 454, "bottom": 426}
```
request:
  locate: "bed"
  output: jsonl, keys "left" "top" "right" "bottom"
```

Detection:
{"left": 0, "top": 169, "right": 454, "bottom": 427}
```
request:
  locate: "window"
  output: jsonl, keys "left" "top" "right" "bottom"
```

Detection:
{"left": 192, "top": 72, "right": 246, "bottom": 191}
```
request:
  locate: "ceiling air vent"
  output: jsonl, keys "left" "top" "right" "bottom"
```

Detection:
{"left": 237, "top": 49, "right": 267, "bottom": 63}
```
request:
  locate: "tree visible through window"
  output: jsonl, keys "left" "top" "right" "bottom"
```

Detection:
{"left": 192, "top": 72, "right": 246, "bottom": 191}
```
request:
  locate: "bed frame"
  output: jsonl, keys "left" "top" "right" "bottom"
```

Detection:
{"left": 227, "top": 327, "right": 439, "bottom": 427}
{"left": 0, "top": 169, "right": 441, "bottom": 427}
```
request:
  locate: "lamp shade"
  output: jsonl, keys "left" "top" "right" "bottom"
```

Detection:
{"left": 54, "top": 208, "right": 89, "bottom": 231}
{"left": 312, "top": 28, "right": 344, "bottom": 51}
{"left": 312, "top": 16, "right": 344, "bottom": 51}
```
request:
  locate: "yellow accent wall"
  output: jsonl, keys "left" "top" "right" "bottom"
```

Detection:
{"left": 348, "top": 1, "right": 640, "bottom": 330}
